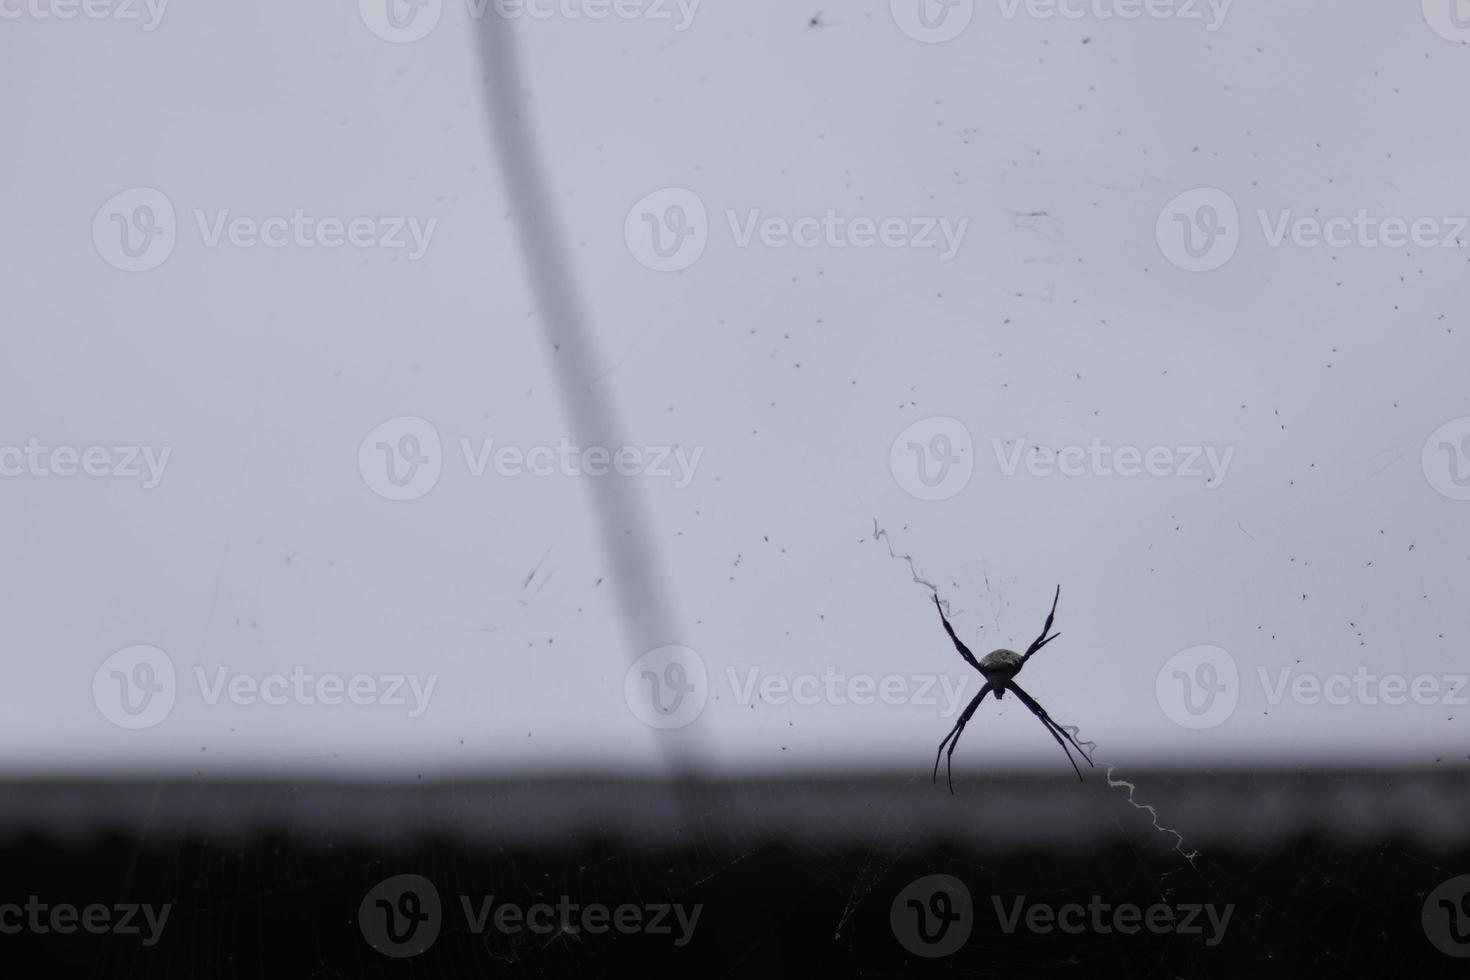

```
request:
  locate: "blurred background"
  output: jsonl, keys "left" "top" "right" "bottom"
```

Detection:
{"left": 1, "top": 1, "right": 1469, "bottom": 974}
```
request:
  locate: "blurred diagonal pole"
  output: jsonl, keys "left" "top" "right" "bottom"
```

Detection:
{"left": 473, "top": 17, "right": 706, "bottom": 779}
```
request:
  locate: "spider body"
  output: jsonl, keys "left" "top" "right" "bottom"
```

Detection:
{"left": 979, "top": 649, "right": 1023, "bottom": 695}
{"left": 930, "top": 587, "right": 1094, "bottom": 791}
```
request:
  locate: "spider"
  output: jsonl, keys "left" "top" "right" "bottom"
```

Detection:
{"left": 930, "top": 586, "right": 1094, "bottom": 792}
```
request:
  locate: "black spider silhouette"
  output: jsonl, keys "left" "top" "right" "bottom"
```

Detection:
{"left": 931, "top": 587, "right": 1094, "bottom": 792}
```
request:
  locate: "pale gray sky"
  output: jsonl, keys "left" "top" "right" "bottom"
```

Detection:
{"left": 2, "top": 1, "right": 1468, "bottom": 778}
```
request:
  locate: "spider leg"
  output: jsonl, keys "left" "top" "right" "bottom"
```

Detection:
{"left": 1008, "top": 681, "right": 1093, "bottom": 781}
{"left": 1021, "top": 585, "right": 1062, "bottom": 664}
{"left": 932, "top": 683, "right": 992, "bottom": 794}
{"left": 932, "top": 594, "right": 981, "bottom": 672}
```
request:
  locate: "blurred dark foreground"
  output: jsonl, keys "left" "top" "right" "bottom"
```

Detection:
{"left": 2, "top": 767, "right": 1468, "bottom": 977}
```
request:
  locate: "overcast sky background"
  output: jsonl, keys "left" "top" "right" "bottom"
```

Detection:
{"left": 1, "top": 1, "right": 1468, "bottom": 778}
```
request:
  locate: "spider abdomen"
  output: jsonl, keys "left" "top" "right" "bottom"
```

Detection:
{"left": 980, "top": 648, "right": 1023, "bottom": 672}
{"left": 980, "top": 649, "right": 1023, "bottom": 692}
